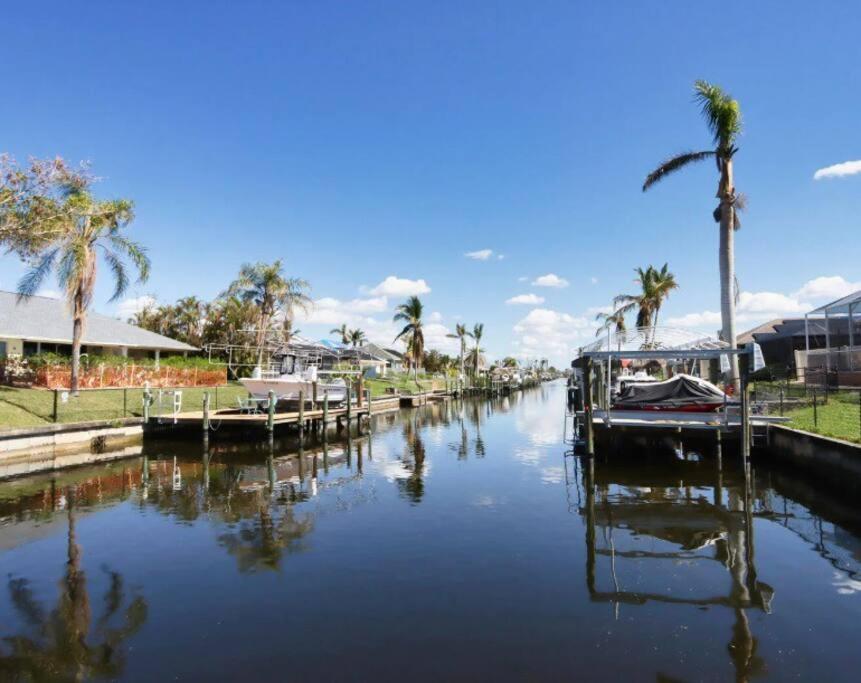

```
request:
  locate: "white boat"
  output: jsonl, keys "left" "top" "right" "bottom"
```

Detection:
{"left": 240, "top": 361, "right": 348, "bottom": 405}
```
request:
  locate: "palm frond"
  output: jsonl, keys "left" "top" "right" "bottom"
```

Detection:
{"left": 693, "top": 80, "right": 742, "bottom": 149}
{"left": 16, "top": 248, "right": 59, "bottom": 299}
{"left": 394, "top": 323, "right": 414, "bottom": 342}
{"left": 102, "top": 248, "right": 130, "bottom": 301}
{"left": 643, "top": 150, "right": 715, "bottom": 191}
{"left": 108, "top": 234, "right": 150, "bottom": 282}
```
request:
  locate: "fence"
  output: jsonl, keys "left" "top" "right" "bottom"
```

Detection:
{"left": 751, "top": 379, "right": 861, "bottom": 443}
{"left": 0, "top": 384, "right": 248, "bottom": 426}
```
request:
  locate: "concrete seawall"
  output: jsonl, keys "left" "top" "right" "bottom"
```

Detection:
{"left": 763, "top": 425, "right": 861, "bottom": 493}
{"left": 0, "top": 420, "right": 144, "bottom": 479}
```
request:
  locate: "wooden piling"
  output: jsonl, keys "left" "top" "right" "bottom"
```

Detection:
{"left": 267, "top": 390, "right": 276, "bottom": 432}
{"left": 322, "top": 390, "right": 329, "bottom": 427}
{"left": 346, "top": 386, "right": 352, "bottom": 424}
{"left": 298, "top": 390, "right": 305, "bottom": 432}
{"left": 583, "top": 357, "right": 595, "bottom": 457}
{"left": 740, "top": 348, "right": 751, "bottom": 462}
{"left": 202, "top": 391, "right": 210, "bottom": 432}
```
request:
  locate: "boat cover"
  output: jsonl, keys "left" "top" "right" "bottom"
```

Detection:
{"left": 613, "top": 374, "right": 726, "bottom": 409}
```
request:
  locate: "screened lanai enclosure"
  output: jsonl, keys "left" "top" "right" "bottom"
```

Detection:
{"left": 802, "top": 289, "right": 861, "bottom": 386}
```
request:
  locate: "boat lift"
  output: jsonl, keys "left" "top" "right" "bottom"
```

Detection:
{"left": 570, "top": 327, "right": 784, "bottom": 459}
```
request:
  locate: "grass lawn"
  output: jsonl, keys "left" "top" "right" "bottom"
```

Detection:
{"left": 784, "top": 391, "right": 861, "bottom": 444}
{"left": 0, "top": 383, "right": 249, "bottom": 431}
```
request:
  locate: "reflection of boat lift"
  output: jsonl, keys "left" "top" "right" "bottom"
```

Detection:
{"left": 574, "top": 455, "right": 773, "bottom": 680}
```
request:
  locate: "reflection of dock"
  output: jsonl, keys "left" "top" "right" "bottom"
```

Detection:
{"left": 573, "top": 454, "right": 772, "bottom": 681}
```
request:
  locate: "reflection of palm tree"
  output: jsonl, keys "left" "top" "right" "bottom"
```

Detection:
{"left": 399, "top": 417, "right": 426, "bottom": 503}
{"left": 0, "top": 488, "right": 147, "bottom": 680}
{"left": 217, "top": 493, "right": 314, "bottom": 572}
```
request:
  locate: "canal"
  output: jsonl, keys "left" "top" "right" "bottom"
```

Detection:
{"left": 1, "top": 381, "right": 860, "bottom": 681}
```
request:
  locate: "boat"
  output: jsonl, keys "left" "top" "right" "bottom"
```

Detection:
{"left": 240, "top": 353, "right": 349, "bottom": 406}
{"left": 612, "top": 373, "right": 729, "bottom": 412}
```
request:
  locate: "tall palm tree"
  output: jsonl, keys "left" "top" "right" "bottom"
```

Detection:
{"left": 223, "top": 260, "right": 311, "bottom": 367}
{"left": 393, "top": 296, "right": 424, "bottom": 381}
{"left": 174, "top": 296, "right": 206, "bottom": 347}
{"left": 447, "top": 323, "right": 472, "bottom": 379}
{"left": 643, "top": 80, "right": 743, "bottom": 385}
{"left": 330, "top": 323, "right": 350, "bottom": 345}
{"left": 471, "top": 323, "right": 484, "bottom": 377}
{"left": 17, "top": 191, "right": 149, "bottom": 394}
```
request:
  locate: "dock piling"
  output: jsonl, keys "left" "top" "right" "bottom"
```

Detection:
{"left": 267, "top": 390, "right": 276, "bottom": 432}
{"left": 298, "top": 390, "right": 305, "bottom": 432}
{"left": 202, "top": 391, "right": 210, "bottom": 432}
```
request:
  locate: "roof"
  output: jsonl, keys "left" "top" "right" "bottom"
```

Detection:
{"left": 360, "top": 342, "right": 402, "bottom": 363}
{"left": 737, "top": 319, "right": 785, "bottom": 345}
{"left": 808, "top": 289, "right": 861, "bottom": 316}
{"left": 0, "top": 291, "right": 196, "bottom": 351}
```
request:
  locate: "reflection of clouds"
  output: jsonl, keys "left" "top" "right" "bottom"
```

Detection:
{"left": 473, "top": 495, "right": 499, "bottom": 508}
{"left": 368, "top": 451, "right": 432, "bottom": 482}
{"left": 514, "top": 396, "right": 563, "bottom": 447}
{"left": 513, "top": 447, "right": 544, "bottom": 467}
{"left": 833, "top": 571, "right": 861, "bottom": 595}
{"left": 540, "top": 466, "right": 565, "bottom": 484}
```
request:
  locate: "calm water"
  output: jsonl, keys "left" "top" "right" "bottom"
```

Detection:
{"left": 2, "top": 382, "right": 861, "bottom": 682}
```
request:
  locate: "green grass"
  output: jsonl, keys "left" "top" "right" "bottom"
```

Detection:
{"left": 0, "top": 383, "right": 249, "bottom": 431}
{"left": 784, "top": 391, "right": 861, "bottom": 444}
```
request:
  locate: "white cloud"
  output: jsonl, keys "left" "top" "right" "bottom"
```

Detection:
{"left": 497, "top": 254, "right": 505, "bottom": 260}
{"left": 512, "top": 308, "right": 591, "bottom": 363}
{"left": 813, "top": 160, "right": 861, "bottom": 180}
{"left": 517, "top": 276, "right": 529, "bottom": 282}
{"left": 369, "top": 276, "right": 431, "bottom": 297}
{"left": 794, "top": 276, "right": 861, "bottom": 301}
{"left": 423, "top": 322, "right": 460, "bottom": 354}
{"left": 737, "top": 290, "right": 809, "bottom": 315}
{"left": 506, "top": 293, "right": 545, "bottom": 305}
{"left": 585, "top": 305, "right": 613, "bottom": 316}
{"left": 590, "top": 277, "right": 598, "bottom": 285}
{"left": 532, "top": 273, "right": 569, "bottom": 288}
{"left": 465, "top": 249, "right": 493, "bottom": 261}
{"left": 428, "top": 311, "right": 443, "bottom": 323}
{"left": 117, "top": 295, "right": 156, "bottom": 320}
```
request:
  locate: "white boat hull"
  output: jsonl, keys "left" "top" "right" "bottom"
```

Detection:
{"left": 240, "top": 378, "right": 348, "bottom": 404}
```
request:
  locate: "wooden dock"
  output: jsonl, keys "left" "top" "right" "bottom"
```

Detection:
{"left": 151, "top": 395, "right": 403, "bottom": 433}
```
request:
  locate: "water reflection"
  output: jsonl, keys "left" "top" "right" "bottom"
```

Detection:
{"left": 1, "top": 487, "right": 147, "bottom": 681}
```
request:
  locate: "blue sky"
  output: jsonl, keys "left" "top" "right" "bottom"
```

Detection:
{"left": 2, "top": 1, "right": 859, "bottom": 365}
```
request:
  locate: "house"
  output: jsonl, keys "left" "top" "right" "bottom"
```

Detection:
{"left": 738, "top": 317, "right": 857, "bottom": 375}
{"left": 0, "top": 291, "right": 196, "bottom": 361}
{"left": 358, "top": 343, "right": 407, "bottom": 376}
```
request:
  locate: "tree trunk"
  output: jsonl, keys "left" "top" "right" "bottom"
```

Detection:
{"left": 70, "top": 291, "right": 85, "bottom": 395}
{"left": 718, "top": 157, "right": 740, "bottom": 388}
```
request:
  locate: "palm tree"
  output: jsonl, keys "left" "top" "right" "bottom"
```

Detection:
{"left": 174, "top": 296, "right": 206, "bottom": 347}
{"left": 223, "top": 260, "right": 311, "bottom": 367}
{"left": 17, "top": 191, "right": 149, "bottom": 394}
{"left": 613, "top": 264, "right": 678, "bottom": 346}
{"left": 614, "top": 266, "right": 659, "bottom": 331}
{"left": 393, "top": 296, "right": 424, "bottom": 381}
{"left": 330, "top": 323, "right": 350, "bottom": 345}
{"left": 447, "top": 323, "right": 472, "bottom": 379}
{"left": 471, "top": 323, "right": 484, "bottom": 377}
{"left": 595, "top": 308, "right": 627, "bottom": 337}
{"left": 643, "top": 80, "right": 743, "bottom": 385}
{"left": 648, "top": 263, "right": 679, "bottom": 338}
{"left": 349, "top": 328, "right": 366, "bottom": 352}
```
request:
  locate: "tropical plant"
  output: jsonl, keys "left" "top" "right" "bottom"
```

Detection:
{"left": 595, "top": 308, "right": 627, "bottom": 337}
{"left": 223, "top": 260, "right": 311, "bottom": 367}
{"left": 17, "top": 184, "right": 150, "bottom": 394}
{"left": 0, "top": 155, "right": 90, "bottom": 258}
{"left": 613, "top": 264, "right": 678, "bottom": 346}
{"left": 393, "top": 296, "right": 424, "bottom": 381}
{"left": 447, "top": 323, "right": 472, "bottom": 379}
{"left": 471, "top": 323, "right": 484, "bottom": 376}
{"left": 349, "top": 328, "right": 367, "bottom": 350}
{"left": 642, "top": 80, "right": 743, "bottom": 384}
{"left": 330, "top": 323, "right": 350, "bottom": 345}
